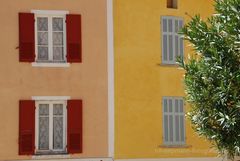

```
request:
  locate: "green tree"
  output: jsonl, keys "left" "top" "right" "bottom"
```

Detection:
{"left": 178, "top": 0, "right": 240, "bottom": 160}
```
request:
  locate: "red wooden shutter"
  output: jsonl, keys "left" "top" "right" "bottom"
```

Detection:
{"left": 19, "top": 100, "right": 35, "bottom": 155}
{"left": 66, "top": 14, "right": 82, "bottom": 63}
{"left": 19, "top": 13, "right": 35, "bottom": 62}
{"left": 67, "top": 100, "right": 83, "bottom": 153}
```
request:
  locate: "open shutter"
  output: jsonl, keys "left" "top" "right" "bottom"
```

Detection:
{"left": 19, "top": 13, "right": 35, "bottom": 62}
{"left": 66, "top": 14, "right": 82, "bottom": 63}
{"left": 19, "top": 100, "right": 35, "bottom": 155}
{"left": 67, "top": 100, "right": 82, "bottom": 153}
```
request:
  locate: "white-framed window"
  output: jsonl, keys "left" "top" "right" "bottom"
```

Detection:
{"left": 161, "top": 16, "right": 184, "bottom": 64}
{"left": 35, "top": 100, "right": 67, "bottom": 153}
{"left": 35, "top": 14, "right": 66, "bottom": 63}
{"left": 162, "top": 97, "right": 185, "bottom": 146}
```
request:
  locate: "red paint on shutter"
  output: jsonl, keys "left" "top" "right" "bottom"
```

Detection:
{"left": 66, "top": 14, "right": 82, "bottom": 63}
{"left": 19, "top": 13, "right": 35, "bottom": 62}
{"left": 67, "top": 100, "right": 83, "bottom": 153}
{"left": 19, "top": 100, "right": 35, "bottom": 155}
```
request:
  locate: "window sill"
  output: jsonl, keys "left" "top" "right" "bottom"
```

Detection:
{"left": 32, "top": 62, "right": 70, "bottom": 68}
{"left": 158, "top": 63, "right": 180, "bottom": 67}
{"left": 158, "top": 144, "right": 192, "bottom": 148}
{"left": 32, "top": 153, "right": 70, "bottom": 159}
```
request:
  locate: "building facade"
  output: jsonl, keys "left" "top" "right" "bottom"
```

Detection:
{"left": 0, "top": 0, "right": 227, "bottom": 161}
{"left": 113, "top": 0, "right": 222, "bottom": 160}
{"left": 0, "top": 0, "right": 112, "bottom": 160}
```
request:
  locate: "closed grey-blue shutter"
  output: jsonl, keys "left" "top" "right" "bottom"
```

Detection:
{"left": 162, "top": 17, "right": 168, "bottom": 63}
{"left": 163, "top": 97, "right": 185, "bottom": 145}
{"left": 161, "top": 17, "right": 184, "bottom": 64}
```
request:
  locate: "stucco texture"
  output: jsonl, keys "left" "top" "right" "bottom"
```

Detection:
{"left": 0, "top": 0, "right": 108, "bottom": 160}
{"left": 114, "top": 0, "right": 217, "bottom": 159}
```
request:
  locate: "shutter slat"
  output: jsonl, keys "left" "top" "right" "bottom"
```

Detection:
{"left": 19, "top": 13, "right": 35, "bottom": 62}
{"left": 67, "top": 100, "right": 83, "bottom": 153}
{"left": 19, "top": 100, "right": 35, "bottom": 155}
{"left": 66, "top": 14, "right": 82, "bottom": 63}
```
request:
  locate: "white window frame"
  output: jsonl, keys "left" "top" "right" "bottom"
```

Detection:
{"left": 162, "top": 96, "right": 185, "bottom": 146}
{"left": 161, "top": 16, "right": 184, "bottom": 65}
{"left": 31, "top": 10, "right": 70, "bottom": 67}
{"left": 35, "top": 100, "right": 67, "bottom": 153}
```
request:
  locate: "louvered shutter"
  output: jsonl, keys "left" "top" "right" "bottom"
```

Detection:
{"left": 179, "top": 99, "right": 185, "bottom": 143}
{"left": 67, "top": 100, "right": 83, "bottom": 153}
{"left": 163, "top": 97, "right": 185, "bottom": 145}
{"left": 162, "top": 17, "right": 168, "bottom": 63}
{"left": 19, "top": 100, "right": 35, "bottom": 155}
{"left": 163, "top": 98, "right": 169, "bottom": 144}
{"left": 162, "top": 17, "right": 183, "bottom": 64}
{"left": 66, "top": 14, "right": 82, "bottom": 63}
{"left": 179, "top": 20, "right": 184, "bottom": 58}
{"left": 168, "top": 19, "right": 174, "bottom": 62}
{"left": 19, "top": 13, "right": 35, "bottom": 62}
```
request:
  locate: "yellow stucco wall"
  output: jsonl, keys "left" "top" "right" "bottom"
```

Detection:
{"left": 114, "top": 0, "right": 216, "bottom": 159}
{"left": 0, "top": 0, "right": 108, "bottom": 160}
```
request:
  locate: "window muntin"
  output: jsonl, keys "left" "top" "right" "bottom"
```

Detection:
{"left": 161, "top": 16, "right": 183, "bottom": 64}
{"left": 36, "top": 101, "right": 67, "bottom": 153}
{"left": 162, "top": 97, "right": 185, "bottom": 146}
{"left": 36, "top": 15, "right": 66, "bottom": 63}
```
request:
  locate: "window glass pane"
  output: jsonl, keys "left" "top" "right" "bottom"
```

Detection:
{"left": 37, "top": 17, "right": 48, "bottom": 31}
{"left": 39, "top": 104, "right": 49, "bottom": 115}
{"left": 169, "top": 115, "right": 173, "bottom": 142}
{"left": 53, "top": 117, "right": 63, "bottom": 149}
{"left": 38, "top": 32, "right": 48, "bottom": 45}
{"left": 53, "top": 18, "right": 63, "bottom": 31}
{"left": 39, "top": 104, "right": 49, "bottom": 150}
{"left": 163, "top": 35, "right": 168, "bottom": 61}
{"left": 168, "top": 35, "right": 173, "bottom": 61}
{"left": 53, "top": 32, "right": 63, "bottom": 45}
{"left": 162, "top": 18, "right": 167, "bottom": 32}
{"left": 38, "top": 47, "right": 49, "bottom": 61}
{"left": 53, "top": 104, "right": 63, "bottom": 115}
{"left": 175, "top": 115, "right": 179, "bottom": 142}
{"left": 39, "top": 117, "right": 49, "bottom": 150}
{"left": 53, "top": 47, "right": 64, "bottom": 61}
{"left": 164, "top": 115, "right": 169, "bottom": 142}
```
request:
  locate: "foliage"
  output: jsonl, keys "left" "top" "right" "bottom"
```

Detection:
{"left": 178, "top": 0, "right": 240, "bottom": 160}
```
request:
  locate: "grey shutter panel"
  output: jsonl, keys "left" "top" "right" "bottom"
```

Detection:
{"left": 169, "top": 99, "right": 174, "bottom": 143}
{"left": 163, "top": 97, "right": 185, "bottom": 146}
{"left": 163, "top": 98, "right": 169, "bottom": 143}
{"left": 179, "top": 99, "right": 185, "bottom": 143}
{"left": 175, "top": 99, "right": 180, "bottom": 143}
{"left": 168, "top": 19, "right": 173, "bottom": 62}
{"left": 179, "top": 20, "right": 184, "bottom": 58}
{"left": 175, "top": 19, "right": 179, "bottom": 57}
{"left": 162, "top": 17, "right": 168, "bottom": 63}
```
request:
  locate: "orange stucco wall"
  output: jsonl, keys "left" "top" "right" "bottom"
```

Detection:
{"left": 114, "top": 0, "right": 216, "bottom": 159}
{"left": 0, "top": 0, "right": 108, "bottom": 160}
